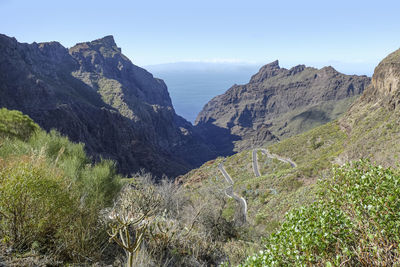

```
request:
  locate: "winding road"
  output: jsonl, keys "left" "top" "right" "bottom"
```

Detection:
{"left": 218, "top": 162, "right": 247, "bottom": 224}
{"left": 217, "top": 149, "right": 296, "bottom": 224}
{"left": 252, "top": 149, "right": 261, "bottom": 177}
{"left": 259, "top": 148, "right": 297, "bottom": 168}
{"left": 252, "top": 148, "right": 297, "bottom": 195}
{"left": 253, "top": 148, "right": 297, "bottom": 178}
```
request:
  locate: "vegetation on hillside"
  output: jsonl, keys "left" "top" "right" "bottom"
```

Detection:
{"left": 341, "top": 101, "right": 400, "bottom": 167}
{"left": 182, "top": 120, "right": 348, "bottom": 256}
{"left": 0, "top": 108, "right": 244, "bottom": 266}
{"left": 182, "top": 99, "right": 400, "bottom": 265}
{"left": 0, "top": 109, "right": 122, "bottom": 264}
{"left": 0, "top": 108, "right": 39, "bottom": 141}
{"left": 241, "top": 160, "right": 400, "bottom": 266}
{"left": 2, "top": 84, "right": 400, "bottom": 266}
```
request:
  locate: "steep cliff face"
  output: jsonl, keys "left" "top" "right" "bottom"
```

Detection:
{"left": 0, "top": 34, "right": 216, "bottom": 178}
{"left": 195, "top": 60, "right": 371, "bottom": 154}
{"left": 359, "top": 49, "right": 400, "bottom": 109}
{"left": 70, "top": 36, "right": 172, "bottom": 110}
{"left": 336, "top": 48, "right": 400, "bottom": 166}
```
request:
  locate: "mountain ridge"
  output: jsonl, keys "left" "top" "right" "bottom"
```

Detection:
{"left": 195, "top": 60, "right": 371, "bottom": 154}
{"left": 0, "top": 33, "right": 216, "bottom": 178}
{"left": 179, "top": 47, "right": 400, "bottom": 265}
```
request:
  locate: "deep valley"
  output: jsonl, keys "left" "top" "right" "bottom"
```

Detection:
{"left": 1, "top": 32, "right": 400, "bottom": 266}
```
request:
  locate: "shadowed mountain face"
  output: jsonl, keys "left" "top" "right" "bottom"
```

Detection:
{"left": 195, "top": 60, "right": 371, "bottom": 153}
{"left": 0, "top": 34, "right": 216, "bottom": 178}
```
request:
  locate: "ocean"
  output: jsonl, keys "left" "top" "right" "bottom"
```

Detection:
{"left": 146, "top": 62, "right": 261, "bottom": 123}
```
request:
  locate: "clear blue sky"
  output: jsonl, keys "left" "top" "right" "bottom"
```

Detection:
{"left": 1, "top": 0, "right": 399, "bottom": 73}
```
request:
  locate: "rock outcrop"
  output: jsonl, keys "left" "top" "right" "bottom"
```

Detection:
{"left": 359, "top": 49, "right": 400, "bottom": 109}
{"left": 195, "top": 60, "right": 371, "bottom": 154}
{"left": 0, "top": 34, "right": 216, "bottom": 178}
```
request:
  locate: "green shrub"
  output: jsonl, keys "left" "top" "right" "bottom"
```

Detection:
{"left": 0, "top": 111, "right": 122, "bottom": 263}
{"left": 242, "top": 160, "right": 400, "bottom": 266}
{"left": 29, "top": 130, "right": 89, "bottom": 179}
{"left": 0, "top": 108, "right": 39, "bottom": 141}
{"left": 79, "top": 159, "right": 122, "bottom": 209}
{"left": 0, "top": 127, "right": 121, "bottom": 210}
{"left": 0, "top": 157, "right": 75, "bottom": 251}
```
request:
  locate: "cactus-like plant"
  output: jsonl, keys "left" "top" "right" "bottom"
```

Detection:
{"left": 107, "top": 183, "right": 160, "bottom": 267}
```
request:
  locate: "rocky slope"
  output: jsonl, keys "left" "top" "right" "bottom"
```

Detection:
{"left": 0, "top": 34, "right": 216, "bottom": 178}
{"left": 358, "top": 48, "right": 400, "bottom": 109}
{"left": 338, "top": 48, "right": 400, "bottom": 166}
{"left": 195, "top": 60, "right": 371, "bottom": 155}
{"left": 180, "top": 48, "right": 400, "bottom": 264}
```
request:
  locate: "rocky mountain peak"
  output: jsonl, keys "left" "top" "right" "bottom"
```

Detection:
{"left": 97, "top": 35, "right": 117, "bottom": 47}
{"left": 265, "top": 59, "right": 280, "bottom": 68}
{"left": 69, "top": 36, "right": 172, "bottom": 108}
{"left": 37, "top": 41, "right": 73, "bottom": 65}
{"left": 38, "top": 41, "right": 64, "bottom": 50}
{"left": 321, "top": 65, "right": 338, "bottom": 74}
{"left": 0, "top": 33, "right": 16, "bottom": 44}
{"left": 289, "top": 64, "right": 306, "bottom": 75}
{"left": 372, "top": 49, "right": 400, "bottom": 100}
{"left": 0, "top": 33, "right": 217, "bottom": 178}
{"left": 69, "top": 35, "right": 125, "bottom": 68}
{"left": 250, "top": 60, "right": 280, "bottom": 83}
{"left": 195, "top": 61, "right": 370, "bottom": 154}
{"left": 68, "top": 36, "right": 124, "bottom": 72}
{"left": 357, "top": 48, "right": 400, "bottom": 109}
{"left": 70, "top": 35, "right": 120, "bottom": 52}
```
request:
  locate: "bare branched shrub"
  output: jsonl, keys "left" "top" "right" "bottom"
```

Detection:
{"left": 106, "top": 175, "right": 237, "bottom": 266}
{"left": 107, "top": 182, "right": 161, "bottom": 267}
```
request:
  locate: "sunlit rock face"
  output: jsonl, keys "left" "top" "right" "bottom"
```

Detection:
{"left": 195, "top": 60, "right": 370, "bottom": 154}
{"left": 362, "top": 49, "right": 400, "bottom": 109}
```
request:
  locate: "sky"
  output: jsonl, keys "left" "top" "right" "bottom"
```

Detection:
{"left": 1, "top": 0, "right": 400, "bottom": 74}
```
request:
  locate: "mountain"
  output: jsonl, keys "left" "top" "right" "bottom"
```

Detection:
{"left": 180, "top": 48, "right": 400, "bottom": 264}
{"left": 337, "top": 48, "right": 400, "bottom": 166}
{"left": 195, "top": 60, "right": 371, "bottom": 155}
{"left": 0, "top": 34, "right": 216, "bottom": 178}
